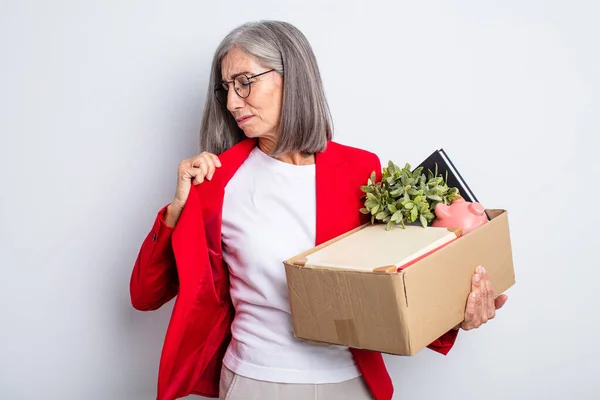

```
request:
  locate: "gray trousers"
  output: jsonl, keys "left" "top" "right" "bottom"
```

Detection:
{"left": 218, "top": 364, "right": 373, "bottom": 400}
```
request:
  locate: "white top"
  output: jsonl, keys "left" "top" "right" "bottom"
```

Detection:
{"left": 221, "top": 146, "right": 360, "bottom": 384}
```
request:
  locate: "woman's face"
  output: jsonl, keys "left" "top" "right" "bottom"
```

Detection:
{"left": 220, "top": 47, "right": 283, "bottom": 142}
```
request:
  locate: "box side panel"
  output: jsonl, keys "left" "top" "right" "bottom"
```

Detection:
{"left": 284, "top": 263, "right": 411, "bottom": 355}
{"left": 403, "top": 210, "right": 515, "bottom": 353}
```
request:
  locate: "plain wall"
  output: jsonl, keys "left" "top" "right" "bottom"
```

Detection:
{"left": 1, "top": 1, "right": 598, "bottom": 399}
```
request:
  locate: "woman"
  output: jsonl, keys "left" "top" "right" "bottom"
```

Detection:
{"left": 130, "top": 20, "right": 508, "bottom": 400}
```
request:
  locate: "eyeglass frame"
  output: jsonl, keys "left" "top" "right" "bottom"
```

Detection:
{"left": 214, "top": 69, "right": 277, "bottom": 105}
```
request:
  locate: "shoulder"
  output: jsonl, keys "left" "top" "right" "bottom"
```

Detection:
{"left": 325, "top": 141, "right": 381, "bottom": 171}
{"left": 216, "top": 138, "right": 257, "bottom": 164}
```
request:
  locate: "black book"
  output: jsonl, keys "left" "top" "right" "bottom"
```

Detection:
{"left": 414, "top": 148, "right": 480, "bottom": 204}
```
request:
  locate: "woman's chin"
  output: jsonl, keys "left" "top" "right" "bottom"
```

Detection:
{"left": 240, "top": 127, "right": 275, "bottom": 142}
{"left": 241, "top": 129, "right": 261, "bottom": 139}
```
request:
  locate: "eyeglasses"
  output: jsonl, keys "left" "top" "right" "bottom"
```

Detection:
{"left": 214, "top": 69, "right": 276, "bottom": 106}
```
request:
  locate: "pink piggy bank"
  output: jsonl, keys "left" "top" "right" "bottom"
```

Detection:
{"left": 432, "top": 197, "right": 487, "bottom": 235}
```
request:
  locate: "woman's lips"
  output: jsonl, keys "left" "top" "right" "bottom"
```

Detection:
{"left": 236, "top": 115, "right": 253, "bottom": 125}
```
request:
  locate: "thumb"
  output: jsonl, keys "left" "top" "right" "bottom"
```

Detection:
{"left": 494, "top": 294, "right": 508, "bottom": 310}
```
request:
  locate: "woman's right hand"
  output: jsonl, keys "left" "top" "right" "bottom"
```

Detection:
{"left": 165, "top": 151, "right": 221, "bottom": 227}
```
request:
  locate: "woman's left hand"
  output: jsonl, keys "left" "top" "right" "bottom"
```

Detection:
{"left": 455, "top": 265, "right": 508, "bottom": 331}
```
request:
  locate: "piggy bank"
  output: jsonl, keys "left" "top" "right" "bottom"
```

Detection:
{"left": 432, "top": 197, "right": 487, "bottom": 235}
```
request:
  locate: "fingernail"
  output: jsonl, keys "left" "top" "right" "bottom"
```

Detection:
{"left": 472, "top": 292, "right": 477, "bottom": 298}
{"left": 477, "top": 266, "right": 483, "bottom": 274}
{"left": 474, "top": 274, "right": 480, "bottom": 282}
{"left": 207, "top": 174, "right": 213, "bottom": 181}
{"left": 482, "top": 266, "right": 487, "bottom": 273}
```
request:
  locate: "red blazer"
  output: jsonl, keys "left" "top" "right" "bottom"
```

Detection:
{"left": 130, "top": 138, "right": 458, "bottom": 400}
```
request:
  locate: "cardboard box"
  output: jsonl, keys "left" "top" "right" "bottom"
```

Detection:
{"left": 283, "top": 209, "right": 515, "bottom": 356}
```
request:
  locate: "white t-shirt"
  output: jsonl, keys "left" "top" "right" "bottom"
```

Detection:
{"left": 221, "top": 146, "right": 360, "bottom": 384}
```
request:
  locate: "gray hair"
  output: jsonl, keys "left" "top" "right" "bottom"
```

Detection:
{"left": 199, "top": 20, "right": 333, "bottom": 157}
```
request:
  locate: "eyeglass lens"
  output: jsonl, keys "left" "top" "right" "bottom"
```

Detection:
{"left": 215, "top": 75, "right": 251, "bottom": 105}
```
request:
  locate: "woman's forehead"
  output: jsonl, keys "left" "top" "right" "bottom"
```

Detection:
{"left": 221, "top": 48, "right": 260, "bottom": 79}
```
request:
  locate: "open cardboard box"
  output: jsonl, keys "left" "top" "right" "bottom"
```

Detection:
{"left": 283, "top": 209, "right": 515, "bottom": 356}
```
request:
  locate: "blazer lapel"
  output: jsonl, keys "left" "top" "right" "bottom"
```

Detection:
{"left": 172, "top": 138, "right": 257, "bottom": 295}
{"left": 197, "top": 138, "right": 257, "bottom": 254}
{"left": 315, "top": 141, "right": 360, "bottom": 245}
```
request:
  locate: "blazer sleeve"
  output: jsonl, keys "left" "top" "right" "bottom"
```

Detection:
{"left": 129, "top": 205, "right": 179, "bottom": 311}
{"left": 427, "top": 329, "right": 459, "bottom": 355}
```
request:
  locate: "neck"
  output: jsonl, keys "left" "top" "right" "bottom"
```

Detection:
{"left": 258, "top": 138, "right": 315, "bottom": 166}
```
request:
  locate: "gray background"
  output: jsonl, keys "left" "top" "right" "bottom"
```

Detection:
{"left": 1, "top": 1, "right": 598, "bottom": 399}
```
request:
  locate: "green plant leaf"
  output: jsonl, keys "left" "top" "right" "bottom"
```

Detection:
{"left": 427, "top": 194, "right": 442, "bottom": 202}
{"left": 387, "top": 160, "right": 396, "bottom": 175}
{"left": 386, "top": 219, "right": 396, "bottom": 231}
{"left": 420, "top": 214, "right": 428, "bottom": 228}
{"left": 412, "top": 166, "right": 423, "bottom": 179}
{"left": 365, "top": 199, "right": 378, "bottom": 209}
{"left": 410, "top": 207, "right": 418, "bottom": 222}
{"left": 376, "top": 211, "right": 388, "bottom": 220}
{"left": 388, "top": 203, "right": 397, "bottom": 213}
{"left": 360, "top": 185, "right": 374, "bottom": 193}
{"left": 434, "top": 185, "right": 447, "bottom": 195}
{"left": 371, "top": 204, "right": 380, "bottom": 215}
{"left": 359, "top": 207, "right": 370, "bottom": 215}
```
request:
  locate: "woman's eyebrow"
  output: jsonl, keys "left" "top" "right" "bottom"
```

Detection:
{"left": 221, "top": 71, "right": 251, "bottom": 82}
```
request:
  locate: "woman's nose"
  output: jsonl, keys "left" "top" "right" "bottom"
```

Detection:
{"left": 227, "top": 87, "right": 244, "bottom": 111}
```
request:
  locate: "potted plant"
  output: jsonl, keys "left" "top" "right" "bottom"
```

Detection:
{"left": 360, "top": 161, "right": 461, "bottom": 230}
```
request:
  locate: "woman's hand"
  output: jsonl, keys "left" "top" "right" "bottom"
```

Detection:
{"left": 165, "top": 151, "right": 221, "bottom": 227}
{"left": 455, "top": 265, "right": 508, "bottom": 331}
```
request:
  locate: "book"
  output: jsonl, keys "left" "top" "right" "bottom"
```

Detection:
{"left": 415, "top": 148, "right": 480, "bottom": 204}
{"left": 302, "top": 224, "right": 459, "bottom": 272}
